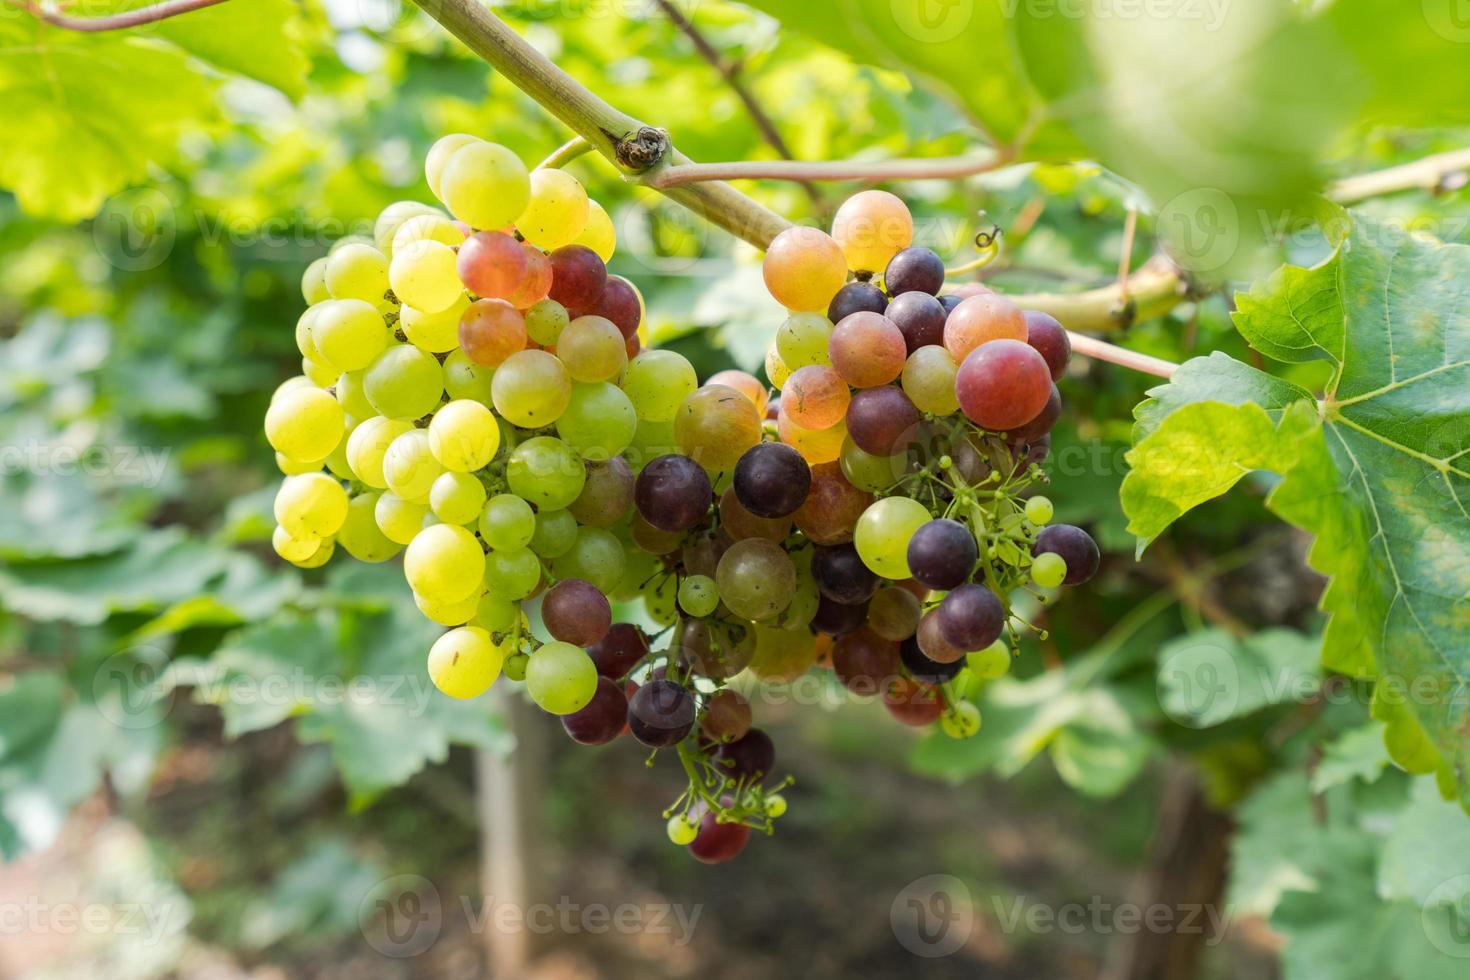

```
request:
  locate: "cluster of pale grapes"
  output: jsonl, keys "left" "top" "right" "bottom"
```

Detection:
{"left": 264, "top": 139, "right": 1098, "bottom": 864}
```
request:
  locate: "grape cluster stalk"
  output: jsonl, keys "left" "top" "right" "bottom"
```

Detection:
{"left": 263, "top": 146, "right": 1098, "bottom": 864}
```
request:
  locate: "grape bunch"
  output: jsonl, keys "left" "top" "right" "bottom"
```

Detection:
{"left": 263, "top": 135, "right": 1098, "bottom": 864}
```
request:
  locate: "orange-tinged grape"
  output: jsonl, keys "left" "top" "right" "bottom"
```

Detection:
{"left": 831, "top": 190, "right": 913, "bottom": 274}
{"left": 943, "top": 293, "right": 1027, "bottom": 362}
{"left": 505, "top": 245, "right": 552, "bottom": 309}
{"left": 557, "top": 315, "right": 627, "bottom": 383}
{"left": 793, "top": 461, "right": 873, "bottom": 545}
{"left": 762, "top": 226, "right": 848, "bottom": 312}
{"left": 901, "top": 345, "right": 961, "bottom": 416}
{"left": 829, "top": 312, "right": 906, "bottom": 388}
{"left": 777, "top": 409, "right": 846, "bottom": 466}
{"left": 675, "top": 385, "right": 763, "bottom": 471}
{"left": 706, "top": 369, "right": 769, "bottom": 419}
{"left": 781, "top": 365, "right": 850, "bottom": 430}
{"left": 457, "top": 231, "right": 528, "bottom": 301}
{"left": 459, "top": 298, "right": 527, "bottom": 368}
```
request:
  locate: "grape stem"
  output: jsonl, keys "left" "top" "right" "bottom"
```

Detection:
{"left": 9, "top": 0, "right": 231, "bottom": 31}
{"left": 1067, "top": 333, "right": 1179, "bottom": 379}
{"left": 535, "top": 136, "right": 593, "bottom": 171}
{"left": 645, "top": 151, "right": 1012, "bottom": 189}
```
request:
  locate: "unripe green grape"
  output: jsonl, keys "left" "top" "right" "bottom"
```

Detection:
{"left": 483, "top": 547, "right": 542, "bottom": 600}
{"left": 506, "top": 437, "right": 585, "bottom": 511}
{"left": 265, "top": 386, "right": 345, "bottom": 463}
{"left": 430, "top": 470, "right": 487, "bottom": 525}
{"left": 383, "top": 429, "right": 444, "bottom": 502}
{"left": 292, "top": 537, "right": 336, "bottom": 569}
{"left": 517, "top": 168, "right": 589, "bottom": 249}
{"left": 443, "top": 349, "right": 495, "bottom": 404}
{"left": 374, "top": 200, "right": 441, "bottom": 254}
{"left": 643, "top": 573, "right": 678, "bottom": 626}
{"left": 530, "top": 508, "right": 578, "bottom": 558}
{"left": 301, "top": 256, "right": 330, "bottom": 304}
{"left": 1025, "top": 495, "right": 1054, "bottom": 526}
{"left": 839, "top": 436, "right": 903, "bottom": 493}
{"left": 390, "top": 239, "right": 463, "bottom": 314}
{"left": 335, "top": 369, "right": 374, "bottom": 419}
{"left": 427, "top": 626, "right": 504, "bottom": 699}
{"left": 765, "top": 794, "right": 788, "bottom": 818}
{"left": 678, "top": 575, "right": 719, "bottom": 617}
{"left": 770, "top": 562, "right": 820, "bottom": 631}
{"left": 296, "top": 307, "right": 326, "bottom": 363}
{"left": 853, "top": 496, "right": 931, "bottom": 579}
{"left": 524, "top": 299, "right": 570, "bottom": 346}
{"left": 391, "top": 212, "right": 462, "bottom": 252}
{"left": 276, "top": 452, "right": 323, "bottom": 476}
{"left": 274, "top": 472, "right": 349, "bottom": 539}
{"left": 325, "top": 243, "right": 390, "bottom": 302}
{"left": 940, "top": 701, "right": 982, "bottom": 739}
{"left": 621, "top": 350, "right": 697, "bottom": 422}
{"left": 439, "top": 141, "right": 530, "bottom": 231}
{"left": 492, "top": 349, "right": 572, "bottom": 428}
{"left": 667, "top": 814, "right": 699, "bottom": 846}
{"left": 557, "top": 315, "right": 626, "bottom": 383}
{"left": 1031, "top": 551, "right": 1068, "bottom": 588}
{"left": 552, "top": 526, "right": 626, "bottom": 595}
{"left": 612, "top": 545, "right": 660, "bottom": 602}
{"left": 274, "top": 374, "right": 315, "bottom": 404}
{"left": 424, "top": 134, "right": 481, "bottom": 202}
{"left": 415, "top": 588, "right": 482, "bottom": 627}
{"left": 310, "top": 299, "right": 388, "bottom": 372}
{"left": 776, "top": 312, "right": 834, "bottom": 368}
{"left": 715, "top": 538, "right": 796, "bottom": 622}
{"left": 525, "top": 641, "right": 598, "bottom": 715}
{"left": 303, "top": 357, "right": 339, "bottom": 388}
{"left": 272, "top": 524, "right": 321, "bottom": 563}
{"left": 428, "top": 399, "right": 500, "bottom": 472}
{"left": 555, "top": 382, "right": 637, "bottom": 459}
{"left": 336, "top": 491, "right": 403, "bottom": 563}
{"left": 479, "top": 494, "right": 537, "bottom": 551}
{"left": 364, "top": 344, "right": 444, "bottom": 420}
{"left": 405, "top": 523, "right": 485, "bottom": 603}
{"left": 401, "top": 293, "right": 471, "bottom": 353}
{"left": 901, "top": 345, "right": 960, "bottom": 416}
{"left": 627, "top": 416, "right": 677, "bottom": 472}
{"left": 471, "top": 593, "right": 518, "bottom": 634}
{"left": 345, "top": 416, "right": 413, "bottom": 488}
{"left": 573, "top": 199, "right": 617, "bottom": 261}
{"left": 968, "top": 640, "right": 1011, "bottom": 680}
{"left": 375, "top": 492, "right": 429, "bottom": 545}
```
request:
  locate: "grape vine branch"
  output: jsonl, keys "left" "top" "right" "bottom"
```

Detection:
{"left": 9, "top": 0, "right": 230, "bottom": 31}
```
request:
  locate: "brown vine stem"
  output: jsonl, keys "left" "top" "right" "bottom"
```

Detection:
{"left": 647, "top": 152, "right": 1010, "bottom": 189}
{"left": 12, "top": 0, "right": 230, "bottom": 31}
{"left": 1327, "top": 147, "right": 1470, "bottom": 204}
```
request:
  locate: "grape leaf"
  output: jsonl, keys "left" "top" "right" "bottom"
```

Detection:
{"left": 1310, "top": 724, "right": 1391, "bottom": 794}
{"left": 1156, "top": 628, "right": 1321, "bottom": 729}
{"left": 1227, "top": 771, "right": 1360, "bottom": 918}
{"left": 120, "top": 0, "right": 310, "bottom": 98}
{"left": 1379, "top": 778, "right": 1470, "bottom": 914}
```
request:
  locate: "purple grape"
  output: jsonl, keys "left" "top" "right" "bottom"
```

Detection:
{"left": 1025, "top": 310, "right": 1071, "bottom": 381}
{"left": 588, "top": 623, "right": 648, "bottom": 678}
{"left": 627, "top": 678, "right": 695, "bottom": 747}
{"left": 811, "top": 594, "right": 869, "bottom": 636}
{"left": 562, "top": 676, "right": 628, "bottom": 745}
{"left": 883, "top": 246, "right": 945, "bottom": 296}
{"left": 827, "top": 281, "right": 888, "bottom": 323}
{"left": 812, "top": 542, "right": 880, "bottom": 605}
{"left": 906, "top": 518, "right": 977, "bottom": 591}
{"left": 900, "top": 635, "right": 963, "bottom": 685}
{"left": 542, "top": 579, "right": 611, "bottom": 648}
{"left": 732, "top": 442, "right": 811, "bottom": 519}
{"left": 1033, "top": 524, "right": 1100, "bottom": 585}
{"left": 938, "top": 294, "right": 964, "bottom": 315}
{"left": 886, "top": 291, "right": 947, "bottom": 353}
{"left": 937, "top": 583, "right": 1005, "bottom": 650}
{"left": 1005, "top": 384, "right": 1061, "bottom": 444}
{"left": 845, "top": 385, "right": 920, "bottom": 457}
{"left": 714, "top": 728, "right": 775, "bottom": 782}
{"left": 634, "top": 454, "right": 713, "bottom": 533}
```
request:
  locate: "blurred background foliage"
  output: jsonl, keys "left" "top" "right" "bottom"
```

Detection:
{"left": 2, "top": 1, "right": 1470, "bottom": 977}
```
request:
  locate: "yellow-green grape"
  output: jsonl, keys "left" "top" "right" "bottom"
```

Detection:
{"left": 748, "top": 625, "right": 817, "bottom": 681}
{"left": 666, "top": 814, "right": 699, "bottom": 846}
{"left": 516, "top": 168, "right": 588, "bottom": 249}
{"left": 968, "top": 640, "right": 1012, "bottom": 680}
{"left": 405, "top": 523, "right": 485, "bottom": 603}
{"left": 416, "top": 587, "right": 483, "bottom": 627}
{"left": 430, "top": 471, "right": 487, "bottom": 525}
{"left": 274, "top": 473, "right": 349, "bottom": 539}
{"left": 678, "top": 574, "right": 719, "bottom": 617}
{"left": 830, "top": 189, "right": 914, "bottom": 274}
{"left": 674, "top": 384, "right": 762, "bottom": 471}
{"left": 479, "top": 493, "right": 536, "bottom": 550}
{"left": 292, "top": 537, "right": 336, "bottom": 569}
{"left": 335, "top": 369, "right": 374, "bottom": 418}
{"left": 330, "top": 233, "right": 374, "bottom": 254}
{"left": 427, "top": 626, "right": 504, "bottom": 699}
{"left": 1031, "top": 551, "right": 1068, "bottom": 588}
{"left": 296, "top": 306, "right": 326, "bottom": 363}
{"left": 628, "top": 416, "right": 677, "bottom": 472}
{"left": 765, "top": 345, "right": 791, "bottom": 391}
{"left": 839, "top": 436, "right": 902, "bottom": 493}
{"left": 552, "top": 526, "right": 625, "bottom": 594}
{"left": 775, "top": 312, "right": 834, "bottom": 369}
{"left": 425, "top": 134, "right": 482, "bottom": 202}
{"left": 901, "top": 345, "right": 960, "bottom": 416}
{"left": 301, "top": 256, "right": 330, "bottom": 304}
{"left": 443, "top": 349, "right": 495, "bottom": 405}
{"left": 310, "top": 298, "right": 388, "bottom": 373}
{"left": 324, "top": 431, "right": 355, "bottom": 482}
{"left": 621, "top": 349, "right": 697, "bottom": 422}
{"left": 389, "top": 239, "right": 462, "bottom": 314}
{"left": 853, "top": 496, "right": 931, "bottom": 579}
{"left": 345, "top": 416, "right": 413, "bottom": 488}
{"left": 401, "top": 293, "right": 470, "bottom": 353}
{"left": 502, "top": 652, "right": 530, "bottom": 682}
{"left": 530, "top": 508, "right": 578, "bottom": 558}
{"left": 265, "top": 386, "right": 345, "bottom": 463}
{"left": 643, "top": 573, "right": 678, "bottom": 627}
{"left": 364, "top": 344, "right": 444, "bottom": 420}
{"left": 272, "top": 524, "right": 321, "bottom": 562}
{"left": 274, "top": 374, "right": 315, "bottom": 404}
{"left": 506, "top": 436, "right": 586, "bottom": 511}
{"left": 524, "top": 299, "right": 570, "bottom": 347}
{"left": 491, "top": 349, "right": 572, "bottom": 428}
{"left": 303, "top": 357, "right": 338, "bottom": 388}
{"left": 524, "top": 641, "right": 598, "bottom": 715}
{"left": 471, "top": 593, "right": 518, "bottom": 633}
{"left": 276, "top": 452, "right": 322, "bottom": 476}
{"left": 765, "top": 794, "right": 788, "bottom": 818}
{"left": 483, "top": 547, "right": 542, "bottom": 600}
{"left": 390, "top": 212, "right": 462, "bottom": 252}
{"left": 761, "top": 225, "right": 847, "bottom": 312}
{"left": 940, "top": 701, "right": 982, "bottom": 739}
{"left": 612, "top": 547, "right": 660, "bottom": 602}
{"left": 383, "top": 428, "right": 444, "bottom": 502}
{"left": 375, "top": 492, "right": 429, "bottom": 545}
{"left": 557, "top": 315, "right": 627, "bottom": 383}
{"left": 555, "top": 382, "right": 637, "bottom": 459}
{"left": 1025, "top": 496, "right": 1054, "bottom": 526}
{"left": 439, "top": 141, "right": 530, "bottom": 231}
{"left": 428, "top": 399, "right": 500, "bottom": 472}
{"left": 337, "top": 491, "right": 403, "bottom": 562}
{"left": 574, "top": 199, "right": 616, "bottom": 261}
{"left": 325, "top": 243, "right": 390, "bottom": 302}
{"left": 374, "top": 200, "right": 441, "bottom": 254}
{"left": 715, "top": 538, "right": 796, "bottom": 621}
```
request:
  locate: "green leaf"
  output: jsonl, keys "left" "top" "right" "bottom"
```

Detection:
{"left": 128, "top": 0, "right": 310, "bottom": 98}
{"left": 1228, "top": 772, "right": 1357, "bottom": 918}
{"left": 1380, "top": 778, "right": 1470, "bottom": 913}
{"left": 1156, "top": 628, "right": 1321, "bottom": 729}
{"left": 1311, "top": 724, "right": 1392, "bottom": 794}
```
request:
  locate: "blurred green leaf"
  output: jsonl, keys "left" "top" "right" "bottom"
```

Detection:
{"left": 1156, "top": 628, "right": 1321, "bottom": 729}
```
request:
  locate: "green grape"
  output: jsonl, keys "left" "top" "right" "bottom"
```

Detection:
{"left": 479, "top": 494, "right": 536, "bottom": 550}
{"left": 301, "top": 256, "right": 330, "bottom": 304}
{"left": 839, "top": 436, "right": 903, "bottom": 493}
{"left": 382, "top": 429, "right": 444, "bottom": 502}
{"left": 557, "top": 316, "right": 626, "bottom": 383}
{"left": 427, "top": 626, "right": 504, "bottom": 699}
{"left": 430, "top": 470, "right": 487, "bottom": 525}
{"left": 524, "top": 299, "right": 570, "bottom": 346}
{"left": 530, "top": 508, "right": 578, "bottom": 558}
{"left": 272, "top": 524, "right": 321, "bottom": 563}
{"left": 415, "top": 588, "right": 482, "bottom": 627}
{"left": 265, "top": 386, "right": 345, "bottom": 463}
{"left": 424, "top": 134, "right": 481, "bottom": 202}
{"left": 940, "top": 701, "right": 982, "bottom": 739}
{"left": 325, "top": 243, "right": 390, "bottom": 302}
{"left": 390, "top": 239, "right": 463, "bottom": 313}
{"left": 765, "top": 345, "right": 791, "bottom": 390}
{"left": 345, "top": 416, "right": 413, "bottom": 488}
{"left": 555, "top": 382, "right": 637, "bottom": 459}
{"left": 900, "top": 345, "right": 960, "bottom": 416}
{"left": 643, "top": 573, "right": 678, "bottom": 626}
{"left": 471, "top": 593, "right": 518, "bottom": 634}
{"left": 621, "top": 349, "right": 697, "bottom": 422}
{"left": 552, "top": 526, "right": 626, "bottom": 595}
{"left": 675, "top": 384, "right": 763, "bottom": 471}
{"left": 678, "top": 574, "right": 719, "bottom": 617}
{"left": 303, "top": 357, "right": 339, "bottom": 388}
{"left": 292, "top": 537, "right": 336, "bottom": 569}
{"left": 337, "top": 491, "right": 402, "bottom": 563}
{"left": 567, "top": 459, "right": 634, "bottom": 527}
{"left": 853, "top": 496, "right": 931, "bottom": 579}
{"left": 276, "top": 452, "right": 321, "bottom": 476}
{"left": 770, "top": 560, "right": 819, "bottom": 631}
{"left": 967, "top": 640, "right": 1011, "bottom": 680}
{"left": 273, "top": 374, "right": 315, "bottom": 404}
{"left": 574, "top": 199, "right": 617, "bottom": 261}
{"left": 715, "top": 538, "right": 796, "bottom": 622}
{"left": 517, "top": 168, "right": 589, "bottom": 249}
{"left": 439, "top": 141, "right": 530, "bottom": 231}
{"left": 775, "top": 312, "right": 834, "bottom": 368}
{"left": 443, "top": 349, "right": 495, "bottom": 405}
{"left": 391, "top": 212, "right": 462, "bottom": 252}
{"left": 274, "top": 473, "right": 349, "bottom": 539}
{"left": 483, "top": 546, "right": 543, "bottom": 600}
{"left": 404, "top": 523, "right": 485, "bottom": 603}
{"left": 525, "top": 641, "right": 598, "bottom": 715}
{"left": 612, "top": 545, "right": 659, "bottom": 602}
{"left": 666, "top": 814, "right": 699, "bottom": 846}
{"left": 374, "top": 200, "right": 441, "bottom": 254}
{"left": 492, "top": 350, "right": 572, "bottom": 428}
{"left": 1031, "top": 551, "right": 1068, "bottom": 588}
{"left": 1025, "top": 495, "right": 1054, "bottom": 526}
{"left": 506, "top": 437, "right": 585, "bottom": 510}
{"left": 627, "top": 416, "right": 677, "bottom": 472}
{"left": 324, "top": 427, "right": 354, "bottom": 481}
{"left": 296, "top": 307, "right": 326, "bottom": 363}
{"left": 335, "top": 369, "right": 374, "bottom": 419}
{"left": 765, "top": 794, "right": 788, "bottom": 818}
{"left": 401, "top": 293, "right": 470, "bottom": 353}
{"left": 428, "top": 399, "right": 500, "bottom": 472}
{"left": 364, "top": 344, "right": 444, "bottom": 420}
{"left": 375, "top": 492, "right": 429, "bottom": 545}
{"left": 310, "top": 299, "right": 388, "bottom": 372}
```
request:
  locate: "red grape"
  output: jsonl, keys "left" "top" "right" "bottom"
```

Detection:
{"left": 829, "top": 311, "right": 906, "bottom": 388}
{"left": 955, "top": 339, "right": 1053, "bottom": 431}
{"left": 457, "top": 231, "right": 526, "bottom": 300}
{"left": 887, "top": 291, "right": 947, "bottom": 353}
{"left": 562, "top": 676, "right": 628, "bottom": 745}
{"left": 1025, "top": 310, "right": 1071, "bottom": 380}
{"left": 548, "top": 244, "right": 607, "bottom": 315}
{"left": 459, "top": 298, "right": 527, "bottom": 367}
{"left": 542, "top": 578, "right": 611, "bottom": 647}
{"left": 845, "top": 385, "right": 920, "bottom": 457}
